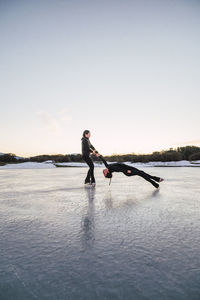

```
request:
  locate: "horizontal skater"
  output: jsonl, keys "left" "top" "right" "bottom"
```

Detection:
{"left": 96, "top": 154, "right": 164, "bottom": 188}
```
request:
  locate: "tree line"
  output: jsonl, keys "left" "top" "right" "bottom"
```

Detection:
{"left": 103, "top": 146, "right": 200, "bottom": 163}
{"left": 0, "top": 146, "right": 200, "bottom": 164}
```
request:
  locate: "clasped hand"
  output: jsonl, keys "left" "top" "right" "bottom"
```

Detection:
{"left": 93, "top": 150, "right": 100, "bottom": 157}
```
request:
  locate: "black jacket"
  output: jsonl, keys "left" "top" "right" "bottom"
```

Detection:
{"left": 81, "top": 137, "right": 96, "bottom": 157}
{"left": 100, "top": 156, "right": 134, "bottom": 176}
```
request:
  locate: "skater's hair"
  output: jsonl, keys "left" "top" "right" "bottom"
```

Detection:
{"left": 103, "top": 169, "right": 112, "bottom": 179}
{"left": 103, "top": 169, "right": 112, "bottom": 185}
{"left": 83, "top": 130, "right": 90, "bottom": 137}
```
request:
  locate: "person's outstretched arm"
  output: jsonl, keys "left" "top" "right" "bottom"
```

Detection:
{"left": 89, "top": 142, "right": 98, "bottom": 154}
{"left": 98, "top": 155, "right": 109, "bottom": 168}
{"left": 90, "top": 143, "right": 95, "bottom": 151}
{"left": 90, "top": 147, "right": 98, "bottom": 154}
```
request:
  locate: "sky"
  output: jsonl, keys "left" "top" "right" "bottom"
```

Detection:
{"left": 0, "top": 0, "right": 200, "bottom": 157}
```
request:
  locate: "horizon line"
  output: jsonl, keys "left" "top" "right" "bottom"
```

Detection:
{"left": 1, "top": 144, "right": 200, "bottom": 158}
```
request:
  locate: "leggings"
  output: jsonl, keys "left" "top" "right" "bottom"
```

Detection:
{"left": 128, "top": 167, "right": 160, "bottom": 188}
{"left": 82, "top": 155, "right": 95, "bottom": 183}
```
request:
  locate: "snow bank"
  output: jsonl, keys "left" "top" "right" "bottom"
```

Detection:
{"left": 0, "top": 160, "right": 200, "bottom": 169}
{"left": 0, "top": 162, "right": 56, "bottom": 169}
{"left": 54, "top": 162, "right": 102, "bottom": 167}
{"left": 126, "top": 160, "right": 200, "bottom": 167}
{"left": 191, "top": 160, "right": 200, "bottom": 164}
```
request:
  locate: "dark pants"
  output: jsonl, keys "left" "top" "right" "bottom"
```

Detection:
{"left": 128, "top": 167, "right": 160, "bottom": 188}
{"left": 82, "top": 155, "right": 95, "bottom": 183}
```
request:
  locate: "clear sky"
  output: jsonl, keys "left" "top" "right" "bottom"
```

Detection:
{"left": 0, "top": 0, "right": 200, "bottom": 157}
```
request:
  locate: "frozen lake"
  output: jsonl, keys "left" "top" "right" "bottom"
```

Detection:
{"left": 0, "top": 167, "right": 200, "bottom": 300}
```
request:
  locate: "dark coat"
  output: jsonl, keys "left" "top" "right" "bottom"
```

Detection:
{"left": 81, "top": 137, "right": 95, "bottom": 157}
{"left": 100, "top": 156, "right": 135, "bottom": 176}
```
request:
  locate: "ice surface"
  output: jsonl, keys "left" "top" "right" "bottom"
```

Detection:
{"left": 0, "top": 167, "right": 200, "bottom": 299}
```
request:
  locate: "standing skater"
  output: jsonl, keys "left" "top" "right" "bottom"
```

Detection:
{"left": 81, "top": 130, "right": 98, "bottom": 186}
{"left": 96, "top": 154, "right": 164, "bottom": 188}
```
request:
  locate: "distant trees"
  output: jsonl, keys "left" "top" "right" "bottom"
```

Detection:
{"left": 1, "top": 146, "right": 200, "bottom": 164}
{"left": 177, "top": 146, "right": 200, "bottom": 160}
{"left": 0, "top": 153, "right": 27, "bottom": 165}
{"left": 189, "top": 152, "right": 200, "bottom": 161}
{"left": 29, "top": 153, "right": 83, "bottom": 163}
{"left": 102, "top": 146, "right": 200, "bottom": 163}
{"left": 0, "top": 153, "right": 17, "bottom": 163}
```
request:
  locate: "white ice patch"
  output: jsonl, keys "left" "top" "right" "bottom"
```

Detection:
{"left": 0, "top": 162, "right": 56, "bottom": 169}
{"left": 0, "top": 160, "right": 200, "bottom": 169}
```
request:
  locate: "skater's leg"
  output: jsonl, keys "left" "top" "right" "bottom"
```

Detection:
{"left": 88, "top": 160, "right": 95, "bottom": 183}
{"left": 138, "top": 171, "right": 159, "bottom": 188}
{"left": 82, "top": 156, "right": 95, "bottom": 183}
{"left": 149, "top": 175, "right": 162, "bottom": 182}
{"left": 85, "top": 168, "right": 91, "bottom": 183}
{"left": 138, "top": 170, "right": 162, "bottom": 183}
{"left": 130, "top": 168, "right": 159, "bottom": 188}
